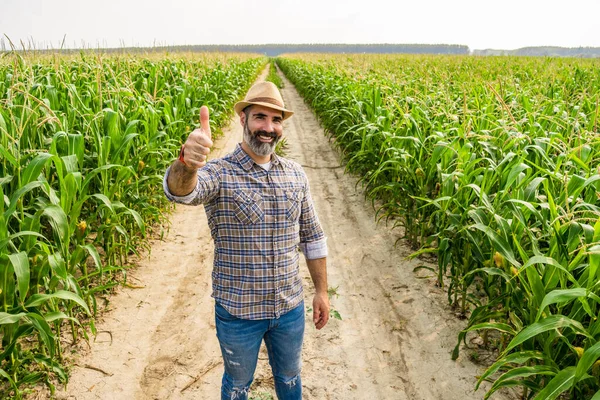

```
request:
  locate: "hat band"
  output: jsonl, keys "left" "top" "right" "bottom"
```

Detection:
{"left": 246, "top": 97, "right": 284, "bottom": 108}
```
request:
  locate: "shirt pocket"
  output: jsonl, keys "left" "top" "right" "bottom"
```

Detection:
{"left": 233, "top": 189, "right": 264, "bottom": 224}
{"left": 284, "top": 189, "right": 304, "bottom": 222}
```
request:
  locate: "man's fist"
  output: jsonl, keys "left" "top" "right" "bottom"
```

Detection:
{"left": 180, "top": 105, "right": 213, "bottom": 169}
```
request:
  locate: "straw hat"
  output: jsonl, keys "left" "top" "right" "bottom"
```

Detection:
{"left": 234, "top": 81, "right": 294, "bottom": 120}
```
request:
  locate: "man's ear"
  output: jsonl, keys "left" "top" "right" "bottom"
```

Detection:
{"left": 239, "top": 111, "right": 246, "bottom": 127}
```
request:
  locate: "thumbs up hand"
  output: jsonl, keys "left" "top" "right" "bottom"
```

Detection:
{"left": 180, "top": 105, "right": 213, "bottom": 169}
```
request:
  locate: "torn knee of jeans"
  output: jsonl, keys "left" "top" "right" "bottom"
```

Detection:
{"left": 281, "top": 374, "right": 300, "bottom": 387}
{"left": 229, "top": 385, "right": 250, "bottom": 399}
{"left": 228, "top": 360, "right": 241, "bottom": 366}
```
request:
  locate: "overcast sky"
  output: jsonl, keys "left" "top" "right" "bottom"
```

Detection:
{"left": 2, "top": 0, "right": 599, "bottom": 51}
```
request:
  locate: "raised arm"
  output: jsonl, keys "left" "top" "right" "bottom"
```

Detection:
{"left": 167, "top": 105, "right": 213, "bottom": 196}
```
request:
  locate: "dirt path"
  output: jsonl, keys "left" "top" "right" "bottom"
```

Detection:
{"left": 50, "top": 67, "right": 504, "bottom": 400}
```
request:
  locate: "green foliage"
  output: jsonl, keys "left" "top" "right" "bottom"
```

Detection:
{"left": 278, "top": 53, "right": 600, "bottom": 399}
{"left": 274, "top": 137, "right": 288, "bottom": 157}
{"left": 0, "top": 51, "right": 265, "bottom": 397}
{"left": 265, "top": 59, "right": 283, "bottom": 89}
{"left": 249, "top": 391, "right": 274, "bottom": 400}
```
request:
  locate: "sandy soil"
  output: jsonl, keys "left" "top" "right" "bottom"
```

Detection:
{"left": 43, "top": 67, "right": 510, "bottom": 400}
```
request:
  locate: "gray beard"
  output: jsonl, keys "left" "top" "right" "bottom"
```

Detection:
{"left": 243, "top": 123, "right": 280, "bottom": 157}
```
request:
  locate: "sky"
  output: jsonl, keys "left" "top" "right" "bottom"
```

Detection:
{"left": 1, "top": 0, "right": 600, "bottom": 51}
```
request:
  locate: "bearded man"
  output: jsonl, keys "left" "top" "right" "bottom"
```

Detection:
{"left": 163, "top": 81, "right": 329, "bottom": 400}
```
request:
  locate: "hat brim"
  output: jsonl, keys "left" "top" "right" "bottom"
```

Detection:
{"left": 234, "top": 101, "right": 294, "bottom": 120}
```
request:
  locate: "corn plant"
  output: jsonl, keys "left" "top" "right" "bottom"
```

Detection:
{"left": 278, "top": 54, "right": 600, "bottom": 399}
{"left": 0, "top": 50, "right": 265, "bottom": 398}
{"left": 266, "top": 59, "right": 283, "bottom": 89}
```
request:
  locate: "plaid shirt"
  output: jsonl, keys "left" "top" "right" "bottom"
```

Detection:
{"left": 163, "top": 144, "right": 327, "bottom": 320}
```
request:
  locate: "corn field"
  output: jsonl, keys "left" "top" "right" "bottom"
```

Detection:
{"left": 277, "top": 54, "right": 600, "bottom": 399}
{"left": 0, "top": 51, "right": 265, "bottom": 398}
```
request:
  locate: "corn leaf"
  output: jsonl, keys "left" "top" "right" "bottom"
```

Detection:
{"left": 8, "top": 252, "right": 29, "bottom": 303}
{"left": 0, "top": 312, "right": 27, "bottom": 325}
{"left": 503, "top": 316, "right": 591, "bottom": 357}
{"left": 41, "top": 205, "right": 69, "bottom": 249}
{"left": 574, "top": 341, "right": 600, "bottom": 383}
{"left": 485, "top": 365, "right": 556, "bottom": 400}
{"left": 25, "top": 290, "right": 91, "bottom": 315}
{"left": 471, "top": 223, "right": 521, "bottom": 267}
{"left": 535, "top": 288, "right": 588, "bottom": 321}
{"left": 477, "top": 350, "right": 549, "bottom": 390}
{"left": 26, "top": 312, "right": 55, "bottom": 358}
{"left": 532, "top": 366, "right": 576, "bottom": 400}
{"left": 21, "top": 152, "right": 54, "bottom": 186}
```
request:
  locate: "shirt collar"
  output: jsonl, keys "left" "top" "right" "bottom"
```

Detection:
{"left": 233, "top": 143, "right": 283, "bottom": 171}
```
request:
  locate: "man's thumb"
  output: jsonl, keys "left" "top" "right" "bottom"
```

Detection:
{"left": 200, "top": 105, "right": 211, "bottom": 140}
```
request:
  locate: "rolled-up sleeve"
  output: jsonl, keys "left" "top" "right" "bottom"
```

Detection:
{"left": 299, "top": 238, "right": 327, "bottom": 259}
{"left": 298, "top": 172, "right": 327, "bottom": 259}
{"left": 163, "top": 162, "right": 221, "bottom": 206}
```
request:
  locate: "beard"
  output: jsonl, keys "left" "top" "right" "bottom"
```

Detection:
{"left": 243, "top": 121, "right": 280, "bottom": 157}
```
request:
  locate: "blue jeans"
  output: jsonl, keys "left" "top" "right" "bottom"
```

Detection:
{"left": 215, "top": 301, "right": 305, "bottom": 400}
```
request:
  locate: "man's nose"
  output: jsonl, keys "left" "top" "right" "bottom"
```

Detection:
{"left": 264, "top": 119, "right": 274, "bottom": 132}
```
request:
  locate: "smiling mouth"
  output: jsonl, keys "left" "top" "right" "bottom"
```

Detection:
{"left": 256, "top": 131, "right": 277, "bottom": 142}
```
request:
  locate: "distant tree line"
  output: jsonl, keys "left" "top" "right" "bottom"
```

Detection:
{"left": 151, "top": 43, "right": 471, "bottom": 56}
{"left": 2, "top": 39, "right": 599, "bottom": 58}
{"left": 473, "top": 46, "right": 600, "bottom": 58}
{"left": 0, "top": 41, "right": 469, "bottom": 56}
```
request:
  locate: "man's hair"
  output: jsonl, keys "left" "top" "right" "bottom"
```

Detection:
{"left": 243, "top": 106, "right": 252, "bottom": 119}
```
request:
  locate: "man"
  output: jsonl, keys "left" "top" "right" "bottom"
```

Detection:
{"left": 163, "top": 81, "right": 329, "bottom": 400}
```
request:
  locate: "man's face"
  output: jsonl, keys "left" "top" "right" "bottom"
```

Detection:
{"left": 241, "top": 105, "right": 284, "bottom": 157}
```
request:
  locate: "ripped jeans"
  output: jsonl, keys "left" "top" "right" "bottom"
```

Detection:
{"left": 215, "top": 301, "right": 305, "bottom": 400}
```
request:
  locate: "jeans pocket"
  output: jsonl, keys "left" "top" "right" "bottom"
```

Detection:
{"left": 215, "top": 302, "right": 237, "bottom": 322}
